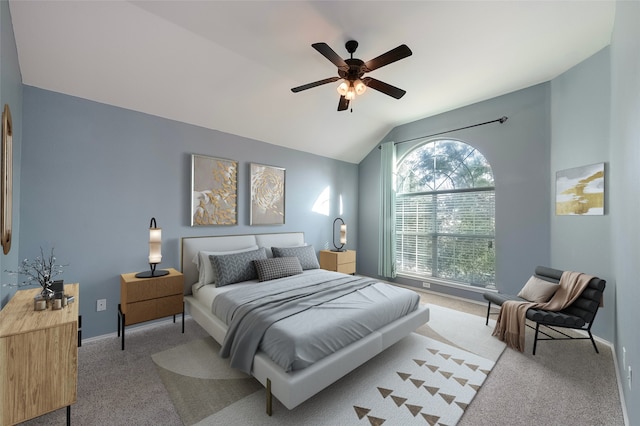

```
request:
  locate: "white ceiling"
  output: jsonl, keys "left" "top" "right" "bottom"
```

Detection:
{"left": 9, "top": 1, "right": 615, "bottom": 164}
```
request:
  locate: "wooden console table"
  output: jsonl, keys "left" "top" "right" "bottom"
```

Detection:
{"left": 0, "top": 284, "right": 79, "bottom": 426}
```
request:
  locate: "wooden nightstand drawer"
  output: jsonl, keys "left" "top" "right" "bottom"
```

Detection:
{"left": 336, "top": 263, "right": 356, "bottom": 274}
{"left": 124, "top": 299, "right": 156, "bottom": 325}
{"left": 319, "top": 250, "right": 356, "bottom": 274}
{"left": 156, "top": 275, "right": 184, "bottom": 298}
{"left": 123, "top": 280, "right": 157, "bottom": 304}
{"left": 157, "top": 294, "right": 183, "bottom": 318}
{"left": 120, "top": 269, "right": 183, "bottom": 305}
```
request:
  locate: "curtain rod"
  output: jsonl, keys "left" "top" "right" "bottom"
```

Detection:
{"left": 378, "top": 116, "right": 508, "bottom": 149}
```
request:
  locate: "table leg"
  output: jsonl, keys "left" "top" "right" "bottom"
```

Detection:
{"left": 117, "top": 304, "right": 125, "bottom": 350}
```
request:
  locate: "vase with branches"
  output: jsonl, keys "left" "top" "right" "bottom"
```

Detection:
{"left": 4, "top": 247, "right": 68, "bottom": 300}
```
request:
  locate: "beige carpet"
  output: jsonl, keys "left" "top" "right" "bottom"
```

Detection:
{"left": 152, "top": 304, "right": 505, "bottom": 425}
{"left": 17, "top": 295, "right": 623, "bottom": 425}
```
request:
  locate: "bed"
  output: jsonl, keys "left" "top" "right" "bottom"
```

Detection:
{"left": 181, "top": 232, "right": 429, "bottom": 414}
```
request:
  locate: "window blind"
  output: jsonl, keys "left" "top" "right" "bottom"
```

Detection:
{"left": 396, "top": 190, "right": 495, "bottom": 287}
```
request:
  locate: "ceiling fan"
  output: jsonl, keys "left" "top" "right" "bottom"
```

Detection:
{"left": 291, "top": 40, "right": 412, "bottom": 111}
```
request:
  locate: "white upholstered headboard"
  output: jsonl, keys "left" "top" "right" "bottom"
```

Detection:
{"left": 180, "top": 232, "right": 305, "bottom": 294}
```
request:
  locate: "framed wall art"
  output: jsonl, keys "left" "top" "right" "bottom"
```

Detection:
{"left": 555, "top": 162, "right": 604, "bottom": 216}
{"left": 1, "top": 104, "right": 12, "bottom": 254}
{"left": 191, "top": 154, "right": 237, "bottom": 226}
{"left": 250, "top": 163, "right": 285, "bottom": 225}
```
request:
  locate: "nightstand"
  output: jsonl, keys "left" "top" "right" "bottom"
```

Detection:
{"left": 319, "top": 250, "right": 356, "bottom": 274}
{"left": 117, "top": 268, "right": 184, "bottom": 350}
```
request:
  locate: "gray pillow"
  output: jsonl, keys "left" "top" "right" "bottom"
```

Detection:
{"left": 271, "top": 245, "right": 320, "bottom": 270}
{"left": 192, "top": 245, "right": 259, "bottom": 287}
{"left": 209, "top": 247, "right": 267, "bottom": 287}
{"left": 253, "top": 257, "right": 303, "bottom": 282}
{"left": 517, "top": 275, "right": 560, "bottom": 303}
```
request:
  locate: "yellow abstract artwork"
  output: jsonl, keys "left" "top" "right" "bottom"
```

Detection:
{"left": 555, "top": 162, "right": 604, "bottom": 216}
{"left": 191, "top": 155, "right": 237, "bottom": 226}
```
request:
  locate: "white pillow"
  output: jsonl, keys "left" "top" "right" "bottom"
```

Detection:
{"left": 192, "top": 245, "right": 259, "bottom": 287}
{"left": 517, "top": 275, "right": 560, "bottom": 303}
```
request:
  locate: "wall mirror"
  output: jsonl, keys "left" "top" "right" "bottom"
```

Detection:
{"left": 2, "top": 104, "right": 13, "bottom": 255}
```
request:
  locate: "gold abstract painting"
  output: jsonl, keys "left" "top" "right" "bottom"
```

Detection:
{"left": 191, "top": 154, "right": 237, "bottom": 226}
{"left": 250, "top": 163, "right": 285, "bottom": 225}
{"left": 556, "top": 162, "right": 604, "bottom": 216}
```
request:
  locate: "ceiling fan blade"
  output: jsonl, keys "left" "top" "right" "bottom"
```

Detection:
{"left": 364, "top": 44, "right": 412, "bottom": 72}
{"left": 362, "top": 77, "right": 406, "bottom": 99}
{"left": 337, "top": 96, "right": 349, "bottom": 111}
{"left": 312, "top": 43, "right": 349, "bottom": 70}
{"left": 291, "top": 77, "right": 340, "bottom": 93}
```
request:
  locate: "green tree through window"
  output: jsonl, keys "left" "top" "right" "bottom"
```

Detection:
{"left": 395, "top": 139, "right": 495, "bottom": 289}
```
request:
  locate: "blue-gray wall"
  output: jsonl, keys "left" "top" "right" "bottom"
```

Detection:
{"left": 0, "top": 0, "right": 22, "bottom": 307}
{"left": 20, "top": 86, "right": 358, "bottom": 339}
{"left": 358, "top": 83, "right": 551, "bottom": 302}
{"left": 357, "top": 2, "right": 639, "bottom": 419}
{"left": 4, "top": 1, "right": 639, "bottom": 423}
{"left": 609, "top": 0, "right": 639, "bottom": 421}
{"left": 550, "top": 48, "right": 612, "bottom": 341}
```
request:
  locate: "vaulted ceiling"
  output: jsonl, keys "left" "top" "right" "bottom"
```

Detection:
{"left": 9, "top": 1, "right": 615, "bottom": 163}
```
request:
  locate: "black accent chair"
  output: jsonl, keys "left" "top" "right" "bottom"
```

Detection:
{"left": 483, "top": 266, "right": 606, "bottom": 355}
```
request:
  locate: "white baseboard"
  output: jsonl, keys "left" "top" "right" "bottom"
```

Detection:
{"left": 610, "top": 344, "right": 631, "bottom": 426}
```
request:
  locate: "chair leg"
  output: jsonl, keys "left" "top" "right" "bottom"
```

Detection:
{"left": 588, "top": 331, "right": 599, "bottom": 354}
{"left": 532, "top": 322, "right": 540, "bottom": 355}
{"left": 485, "top": 301, "right": 491, "bottom": 325}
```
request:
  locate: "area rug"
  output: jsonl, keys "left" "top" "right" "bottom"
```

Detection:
{"left": 152, "top": 305, "right": 505, "bottom": 426}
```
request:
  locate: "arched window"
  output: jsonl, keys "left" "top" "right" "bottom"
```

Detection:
{"left": 395, "top": 139, "right": 495, "bottom": 289}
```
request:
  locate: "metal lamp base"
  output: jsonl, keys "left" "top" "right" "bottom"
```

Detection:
{"left": 135, "top": 269, "right": 169, "bottom": 278}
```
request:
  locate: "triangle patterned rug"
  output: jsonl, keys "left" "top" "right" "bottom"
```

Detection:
{"left": 152, "top": 305, "right": 503, "bottom": 426}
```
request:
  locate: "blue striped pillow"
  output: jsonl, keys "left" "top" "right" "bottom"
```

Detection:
{"left": 209, "top": 247, "right": 267, "bottom": 287}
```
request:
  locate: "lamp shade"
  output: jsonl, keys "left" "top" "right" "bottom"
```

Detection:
{"left": 148, "top": 226, "right": 162, "bottom": 263}
{"left": 149, "top": 227, "right": 162, "bottom": 243}
{"left": 337, "top": 80, "right": 366, "bottom": 100}
{"left": 332, "top": 217, "right": 346, "bottom": 252}
{"left": 354, "top": 80, "right": 367, "bottom": 95}
{"left": 135, "top": 217, "right": 169, "bottom": 278}
{"left": 337, "top": 81, "right": 349, "bottom": 96}
{"left": 149, "top": 242, "right": 162, "bottom": 264}
{"left": 340, "top": 224, "right": 347, "bottom": 244}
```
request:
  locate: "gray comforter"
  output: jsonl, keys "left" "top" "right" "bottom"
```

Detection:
{"left": 213, "top": 270, "right": 420, "bottom": 374}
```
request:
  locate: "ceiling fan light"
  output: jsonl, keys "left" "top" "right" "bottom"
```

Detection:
{"left": 354, "top": 79, "right": 367, "bottom": 95}
{"left": 345, "top": 85, "right": 356, "bottom": 100}
{"left": 337, "top": 81, "right": 349, "bottom": 96}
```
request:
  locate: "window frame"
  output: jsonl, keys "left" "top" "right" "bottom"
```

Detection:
{"left": 394, "top": 139, "right": 496, "bottom": 290}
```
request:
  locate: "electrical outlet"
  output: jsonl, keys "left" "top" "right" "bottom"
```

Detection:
{"left": 422, "top": 282, "right": 431, "bottom": 289}
{"left": 96, "top": 299, "right": 107, "bottom": 312}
